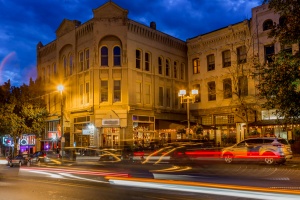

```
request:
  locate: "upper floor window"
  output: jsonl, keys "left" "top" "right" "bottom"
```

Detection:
{"left": 208, "top": 81, "right": 216, "bottom": 101}
{"left": 222, "top": 50, "right": 231, "bottom": 68}
{"left": 238, "top": 76, "right": 248, "bottom": 97}
{"left": 101, "top": 46, "right": 108, "bottom": 66}
{"left": 53, "top": 63, "right": 57, "bottom": 76}
{"left": 114, "top": 80, "right": 121, "bottom": 102}
{"left": 193, "top": 84, "right": 201, "bottom": 103}
{"left": 166, "top": 88, "right": 171, "bottom": 107}
{"left": 63, "top": 56, "right": 67, "bottom": 77}
{"left": 223, "top": 78, "right": 232, "bottom": 99}
{"left": 281, "top": 43, "right": 292, "bottom": 53}
{"left": 158, "top": 57, "right": 163, "bottom": 75}
{"left": 145, "top": 52, "right": 150, "bottom": 71}
{"left": 263, "top": 19, "right": 273, "bottom": 31}
{"left": 207, "top": 54, "right": 215, "bottom": 71}
{"left": 86, "top": 82, "right": 90, "bottom": 104}
{"left": 174, "top": 61, "right": 178, "bottom": 78}
{"left": 69, "top": 53, "right": 73, "bottom": 75}
{"left": 180, "top": 63, "right": 185, "bottom": 80}
{"left": 279, "top": 16, "right": 287, "bottom": 27}
{"left": 85, "top": 49, "right": 89, "bottom": 70}
{"left": 80, "top": 84, "right": 84, "bottom": 104}
{"left": 193, "top": 58, "right": 200, "bottom": 74}
{"left": 166, "top": 59, "right": 170, "bottom": 76}
{"left": 113, "top": 46, "right": 121, "bottom": 66}
{"left": 47, "top": 65, "right": 50, "bottom": 83}
{"left": 237, "top": 46, "right": 247, "bottom": 64}
{"left": 265, "top": 45, "right": 275, "bottom": 63}
{"left": 136, "top": 82, "right": 141, "bottom": 103}
{"left": 100, "top": 80, "right": 108, "bottom": 102}
{"left": 145, "top": 84, "right": 151, "bottom": 104}
{"left": 136, "top": 49, "right": 141, "bottom": 69}
{"left": 79, "top": 51, "right": 84, "bottom": 71}
{"left": 159, "top": 87, "right": 163, "bottom": 106}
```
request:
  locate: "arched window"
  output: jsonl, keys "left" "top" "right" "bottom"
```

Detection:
{"left": 263, "top": 19, "right": 273, "bottom": 31}
{"left": 101, "top": 46, "right": 108, "bottom": 66}
{"left": 113, "top": 46, "right": 121, "bottom": 66}
{"left": 279, "top": 16, "right": 286, "bottom": 27}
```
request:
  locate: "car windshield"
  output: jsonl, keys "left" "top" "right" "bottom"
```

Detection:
{"left": 277, "top": 138, "right": 289, "bottom": 145}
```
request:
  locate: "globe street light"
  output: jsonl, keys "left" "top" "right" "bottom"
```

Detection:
{"left": 178, "top": 89, "right": 198, "bottom": 139}
{"left": 57, "top": 84, "right": 64, "bottom": 164}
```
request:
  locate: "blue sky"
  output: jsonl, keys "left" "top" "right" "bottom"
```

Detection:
{"left": 0, "top": 0, "right": 262, "bottom": 86}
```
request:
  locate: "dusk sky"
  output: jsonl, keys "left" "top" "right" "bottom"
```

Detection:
{"left": 0, "top": 0, "right": 262, "bottom": 86}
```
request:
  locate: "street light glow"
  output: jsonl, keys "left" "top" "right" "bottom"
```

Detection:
{"left": 178, "top": 89, "right": 187, "bottom": 96}
{"left": 57, "top": 85, "right": 64, "bottom": 92}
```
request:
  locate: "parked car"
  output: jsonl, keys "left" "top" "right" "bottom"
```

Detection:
{"left": 221, "top": 137, "right": 293, "bottom": 164}
{"left": 28, "top": 151, "right": 47, "bottom": 166}
{"left": 8, "top": 154, "right": 29, "bottom": 167}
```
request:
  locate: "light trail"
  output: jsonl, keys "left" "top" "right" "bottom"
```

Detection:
{"left": 106, "top": 176, "right": 300, "bottom": 200}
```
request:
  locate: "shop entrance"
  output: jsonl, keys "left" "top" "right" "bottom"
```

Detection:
{"left": 102, "top": 128, "right": 120, "bottom": 148}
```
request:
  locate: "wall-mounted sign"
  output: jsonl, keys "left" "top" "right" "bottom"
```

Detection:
{"left": 82, "top": 129, "right": 93, "bottom": 135}
{"left": 20, "top": 139, "right": 28, "bottom": 145}
{"left": 2, "top": 137, "right": 14, "bottom": 147}
{"left": 48, "top": 131, "right": 60, "bottom": 139}
{"left": 102, "top": 119, "right": 119, "bottom": 126}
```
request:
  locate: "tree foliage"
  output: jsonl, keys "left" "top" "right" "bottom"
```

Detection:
{"left": 264, "top": 0, "right": 300, "bottom": 45}
{"left": 0, "top": 79, "right": 48, "bottom": 151}
{"left": 256, "top": 0, "right": 300, "bottom": 122}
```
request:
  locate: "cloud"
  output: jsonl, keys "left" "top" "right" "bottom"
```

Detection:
{"left": 0, "top": 0, "right": 262, "bottom": 86}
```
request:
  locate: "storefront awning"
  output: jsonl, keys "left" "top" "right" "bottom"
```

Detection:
{"left": 248, "top": 119, "right": 293, "bottom": 126}
{"left": 155, "top": 120, "right": 217, "bottom": 130}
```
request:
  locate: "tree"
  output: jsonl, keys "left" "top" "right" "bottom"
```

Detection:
{"left": 264, "top": 0, "right": 300, "bottom": 45}
{"left": 0, "top": 80, "right": 48, "bottom": 155}
{"left": 256, "top": 0, "right": 300, "bottom": 123}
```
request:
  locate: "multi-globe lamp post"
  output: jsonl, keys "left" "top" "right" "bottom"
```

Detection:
{"left": 57, "top": 84, "right": 64, "bottom": 164}
{"left": 178, "top": 89, "right": 199, "bottom": 139}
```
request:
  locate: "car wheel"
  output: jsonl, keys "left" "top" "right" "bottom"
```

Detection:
{"left": 224, "top": 153, "right": 233, "bottom": 163}
{"left": 263, "top": 152, "right": 275, "bottom": 165}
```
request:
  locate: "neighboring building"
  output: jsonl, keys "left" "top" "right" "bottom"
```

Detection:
{"left": 248, "top": 4, "right": 299, "bottom": 140}
{"left": 36, "top": 2, "right": 299, "bottom": 150}
{"left": 187, "top": 19, "right": 255, "bottom": 144}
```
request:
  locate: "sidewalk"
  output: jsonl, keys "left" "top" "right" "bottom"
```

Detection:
{"left": 0, "top": 156, "right": 8, "bottom": 165}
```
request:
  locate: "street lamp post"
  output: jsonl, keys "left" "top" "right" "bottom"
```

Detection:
{"left": 178, "top": 89, "right": 198, "bottom": 139}
{"left": 57, "top": 85, "right": 64, "bottom": 164}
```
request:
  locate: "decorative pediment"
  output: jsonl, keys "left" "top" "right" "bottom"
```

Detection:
{"left": 56, "top": 19, "right": 81, "bottom": 37}
{"left": 92, "top": 1, "right": 128, "bottom": 20}
{"left": 103, "top": 110, "right": 120, "bottom": 119}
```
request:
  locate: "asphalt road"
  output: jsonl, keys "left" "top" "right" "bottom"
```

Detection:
{"left": 1, "top": 159, "right": 300, "bottom": 200}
